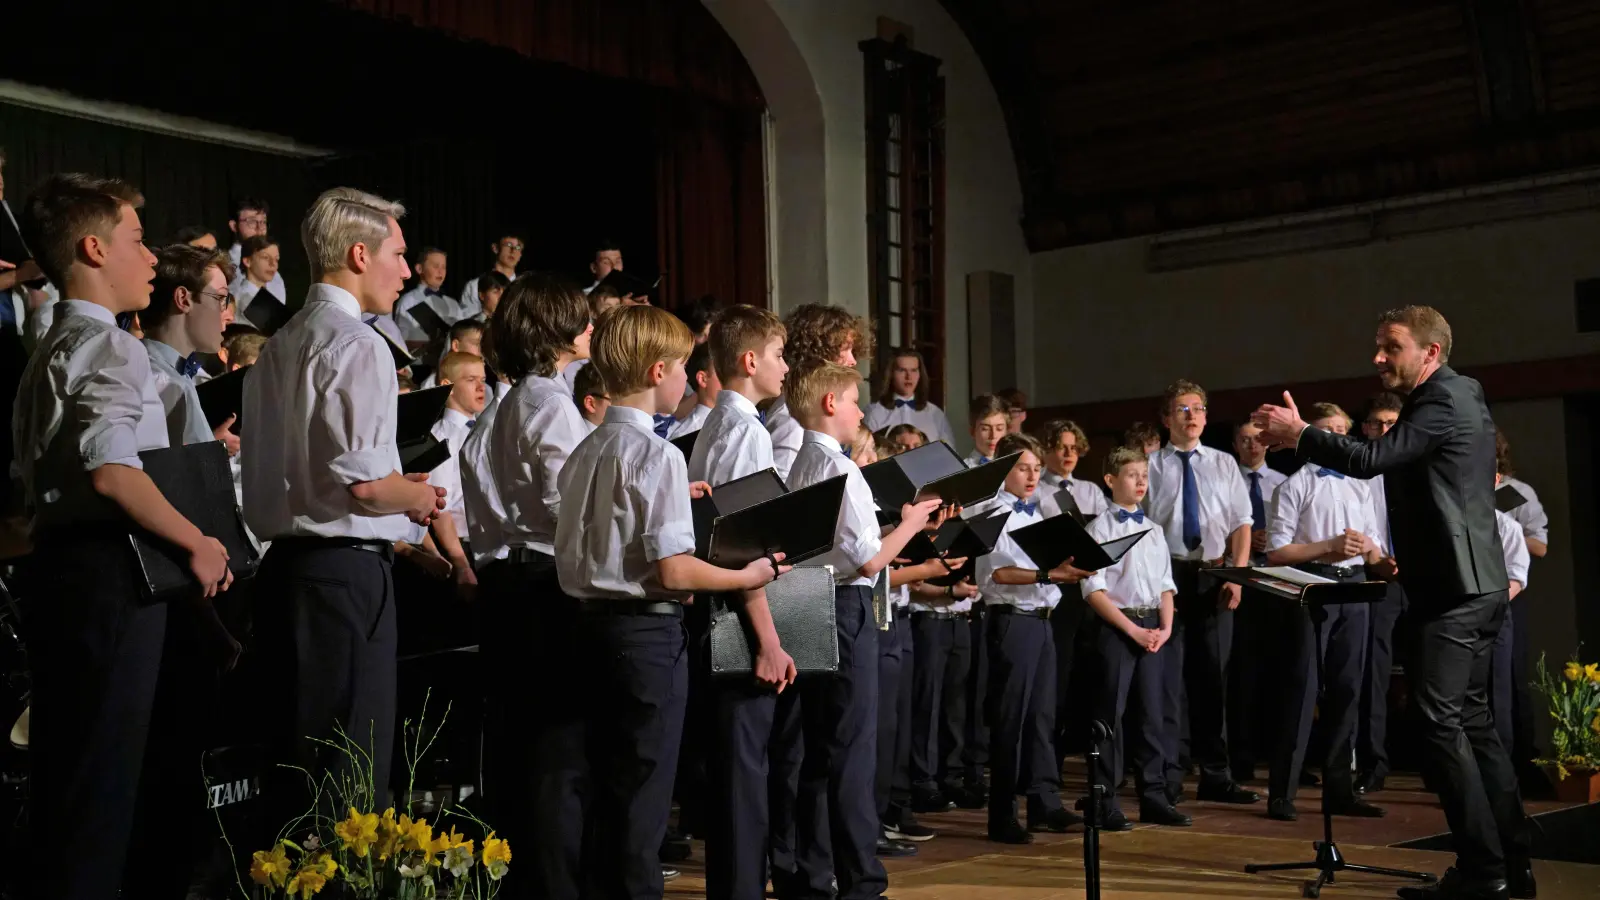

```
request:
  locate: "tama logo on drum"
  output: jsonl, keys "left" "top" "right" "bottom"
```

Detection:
{"left": 207, "top": 777, "right": 259, "bottom": 809}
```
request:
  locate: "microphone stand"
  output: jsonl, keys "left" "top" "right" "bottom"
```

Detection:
{"left": 1082, "top": 719, "right": 1111, "bottom": 900}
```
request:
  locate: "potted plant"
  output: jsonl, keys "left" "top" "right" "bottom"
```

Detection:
{"left": 1532, "top": 652, "right": 1600, "bottom": 803}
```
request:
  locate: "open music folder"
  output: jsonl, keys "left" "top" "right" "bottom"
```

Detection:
{"left": 1010, "top": 512, "right": 1153, "bottom": 573}
{"left": 196, "top": 366, "right": 248, "bottom": 434}
{"left": 395, "top": 385, "right": 452, "bottom": 474}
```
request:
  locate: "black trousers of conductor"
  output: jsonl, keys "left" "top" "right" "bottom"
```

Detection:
{"left": 1408, "top": 589, "right": 1529, "bottom": 881}
{"left": 1086, "top": 610, "right": 1168, "bottom": 815}
{"left": 1163, "top": 562, "right": 1234, "bottom": 793}
{"left": 705, "top": 596, "right": 805, "bottom": 900}
{"left": 986, "top": 607, "right": 1064, "bottom": 827}
{"left": 909, "top": 610, "right": 969, "bottom": 795}
{"left": 254, "top": 539, "right": 397, "bottom": 839}
{"left": 875, "top": 612, "right": 914, "bottom": 828}
{"left": 1489, "top": 601, "right": 1515, "bottom": 754}
{"left": 1357, "top": 581, "right": 1406, "bottom": 780}
{"left": 26, "top": 532, "right": 167, "bottom": 900}
{"left": 579, "top": 607, "right": 688, "bottom": 900}
{"left": 480, "top": 552, "right": 588, "bottom": 900}
{"left": 774, "top": 585, "right": 887, "bottom": 900}
{"left": 1268, "top": 587, "right": 1367, "bottom": 803}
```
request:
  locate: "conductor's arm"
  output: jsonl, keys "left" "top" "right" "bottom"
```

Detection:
{"left": 1294, "top": 390, "right": 1455, "bottom": 479}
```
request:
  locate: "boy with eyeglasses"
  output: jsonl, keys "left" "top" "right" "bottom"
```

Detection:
{"left": 460, "top": 233, "right": 522, "bottom": 314}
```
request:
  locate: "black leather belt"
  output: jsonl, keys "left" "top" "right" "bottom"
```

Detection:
{"left": 913, "top": 609, "right": 969, "bottom": 621}
{"left": 578, "top": 599, "right": 684, "bottom": 618}
{"left": 1122, "top": 606, "right": 1160, "bottom": 618}
{"left": 270, "top": 535, "right": 395, "bottom": 561}
{"left": 507, "top": 546, "right": 551, "bottom": 564}
{"left": 988, "top": 604, "right": 1050, "bottom": 619}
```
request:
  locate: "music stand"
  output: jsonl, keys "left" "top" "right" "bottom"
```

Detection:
{"left": 1214, "top": 567, "right": 1437, "bottom": 899}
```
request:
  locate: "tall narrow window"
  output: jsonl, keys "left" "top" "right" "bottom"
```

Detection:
{"left": 861, "top": 37, "right": 946, "bottom": 403}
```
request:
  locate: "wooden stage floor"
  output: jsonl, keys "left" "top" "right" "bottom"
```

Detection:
{"left": 664, "top": 768, "right": 1600, "bottom": 899}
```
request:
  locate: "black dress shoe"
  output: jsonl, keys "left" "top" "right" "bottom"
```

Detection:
{"left": 1328, "top": 796, "right": 1386, "bottom": 818}
{"left": 1100, "top": 811, "right": 1135, "bottom": 832}
{"left": 1139, "top": 804, "right": 1192, "bottom": 827}
{"left": 912, "top": 790, "right": 956, "bottom": 814}
{"left": 1299, "top": 769, "right": 1321, "bottom": 787}
{"left": 1197, "top": 783, "right": 1260, "bottom": 804}
{"left": 660, "top": 835, "right": 692, "bottom": 862}
{"left": 1166, "top": 785, "right": 1186, "bottom": 806}
{"left": 1397, "top": 867, "right": 1509, "bottom": 900}
{"left": 661, "top": 866, "right": 680, "bottom": 881}
{"left": 987, "top": 820, "right": 1033, "bottom": 844}
{"left": 952, "top": 784, "right": 988, "bottom": 809}
{"left": 1506, "top": 858, "right": 1536, "bottom": 899}
{"left": 1356, "top": 770, "right": 1387, "bottom": 794}
{"left": 1027, "top": 807, "right": 1083, "bottom": 833}
{"left": 1267, "top": 798, "right": 1298, "bottom": 821}
{"left": 875, "top": 834, "right": 918, "bottom": 857}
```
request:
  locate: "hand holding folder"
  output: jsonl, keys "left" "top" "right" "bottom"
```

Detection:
{"left": 196, "top": 366, "right": 248, "bottom": 434}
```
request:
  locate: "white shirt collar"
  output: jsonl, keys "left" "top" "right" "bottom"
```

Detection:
{"left": 441, "top": 406, "right": 473, "bottom": 428}
{"left": 717, "top": 389, "right": 759, "bottom": 419}
{"left": 142, "top": 338, "right": 184, "bottom": 369}
{"left": 802, "top": 430, "right": 843, "bottom": 453}
{"left": 895, "top": 394, "right": 915, "bottom": 403}
{"left": 306, "top": 283, "right": 363, "bottom": 320}
{"left": 61, "top": 299, "right": 117, "bottom": 327}
{"left": 605, "top": 405, "right": 656, "bottom": 433}
{"left": 1240, "top": 461, "right": 1269, "bottom": 474}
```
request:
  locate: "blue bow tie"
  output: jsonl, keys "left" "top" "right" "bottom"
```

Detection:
{"left": 1013, "top": 499, "right": 1038, "bottom": 515}
{"left": 894, "top": 398, "right": 914, "bottom": 409}
{"left": 424, "top": 287, "right": 443, "bottom": 298}
{"left": 1316, "top": 467, "right": 1345, "bottom": 479}
{"left": 179, "top": 353, "right": 203, "bottom": 378}
{"left": 1115, "top": 508, "right": 1146, "bottom": 524}
{"left": 466, "top": 419, "right": 477, "bottom": 430}
{"left": 363, "top": 315, "right": 379, "bottom": 326}
{"left": 976, "top": 456, "right": 991, "bottom": 465}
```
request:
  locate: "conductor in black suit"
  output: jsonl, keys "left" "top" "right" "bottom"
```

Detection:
{"left": 1253, "top": 306, "right": 1532, "bottom": 900}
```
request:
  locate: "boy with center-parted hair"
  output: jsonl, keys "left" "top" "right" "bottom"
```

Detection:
{"left": 967, "top": 394, "right": 1009, "bottom": 466}
{"left": 997, "top": 387, "right": 1028, "bottom": 435}
{"left": 1125, "top": 421, "right": 1162, "bottom": 457}
{"left": 863, "top": 347, "right": 956, "bottom": 445}
{"left": 394, "top": 246, "right": 462, "bottom": 342}
{"left": 1263, "top": 402, "right": 1387, "bottom": 821}
{"left": 977, "top": 432, "right": 1091, "bottom": 844}
{"left": 764, "top": 303, "right": 872, "bottom": 481}
{"left": 1080, "top": 445, "right": 1190, "bottom": 830}
{"left": 1037, "top": 419, "right": 1110, "bottom": 521}
{"left": 556, "top": 305, "right": 786, "bottom": 900}
{"left": 780, "top": 356, "right": 943, "bottom": 900}
{"left": 667, "top": 341, "right": 719, "bottom": 440}
{"left": 1143, "top": 379, "right": 1256, "bottom": 807}
{"left": 15, "top": 173, "right": 234, "bottom": 899}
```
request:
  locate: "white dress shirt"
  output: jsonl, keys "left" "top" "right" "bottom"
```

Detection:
{"left": 561, "top": 357, "right": 588, "bottom": 393}
{"left": 395, "top": 283, "right": 480, "bottom": 344}
{"left": 765, "top": 397, "right": 803, "bottom": 482}
{"left": 964, "top": 449, "right": 994, "bottom": 468}
{"left": 241, "top": 284, "right": 417, "bottom": 542}
{"left": 1081, "top": 506, "right": 1176, "bottom": 609}
{"left": 1363, "top": 474, "right": 1392, "bottom": 557}
{"left": 788, "top": 430, "right": 880, "bottom": 587}
{"left": 1499, "top": 475, "right": 1549, "bottom": 545}
{"left": 368, "top": 312, "right": 406, "bottom": 349}
{"left": 143, "top": 338, "right": 214, "bottom": 447}
{"left": 228, "top": 242, "right": 287, "bottom": 304}
{"left": 1039, "top": 470, "right": 1110, "bottom": 520}
{"left": 688, "top": 391, "right": 772, "bottom": 485}
{"left": 1495, "top": 509, "right": 1531, "bottom": 587}
{"left": 13, "top": 300, "right": 170, "bottom": 528}
{"left": 429, "top": 407, "right": 475, "bottom": 536}
{"left": 667, "top": 402, "right": 713, "bottom": 441}
{"left": 1266, "top": 464, "right": 1380, "bottom": 568}
{"left": 975, "top": 491, "right": 1056, "bottom": 611}
{"left": 1143, "top": 443, "right": 1253, "bottom": 561}
{"left": 460, "top": 391, "right": 510, "bottom": 567}
{"left": 555, "top": 405, "right": 697, "bottom": 600}
{"left": 863, "top": 397, "right": 956, "bottom": 446}
{"left": 489, "top": 372, "right": 587, "bottom": 555}
{"left": 23, "top": 281, "right": 61, "bottom": 351}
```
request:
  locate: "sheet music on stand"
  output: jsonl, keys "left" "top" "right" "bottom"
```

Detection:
{"left": 1211, "top": 566, "right": 1385, "bottom": 605}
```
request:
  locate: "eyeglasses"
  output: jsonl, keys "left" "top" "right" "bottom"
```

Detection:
{"left": 236, "top": 216, "right": 267, "bottom": 228}
{"left": 198, "top": 290, "right": 233, "bottom": 308}
{"left": 1176, "top": 404, "right": 1207, "bottom": 416}
{"left": 500, "top": 241, "right": 524, "bottom": 251}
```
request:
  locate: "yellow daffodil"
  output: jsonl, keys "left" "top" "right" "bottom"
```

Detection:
{"left": 481, "top": 831, "right": 512, "bottom": 880}
{"left": 399, "top": 814, "right": 434, "bottom": 853}
{"left": 333, "top": 808, "right": 379, "bottom": 858}
{"left": 1592, "top": 714, "right": 1600, "bottom": 735}
{"left": 1585, "top": 662, "right": 1600, "bottom": 683}
{"left": 249, "top": 843, "right": 292, "bottom": 888}
{"left": 286, "top": 866, "right": 329, "bottom": 899}
{"left": 425, "top": 827, "right": 453, "bottom": 865}
{"left": 1564, "top": 661, "right": 1582, "bottom": 682}
{"left": 309, "top": 851, "right": 337, "bottom": 878}
{"left": 374, "top": 808, "right": 402, "bottom": 861}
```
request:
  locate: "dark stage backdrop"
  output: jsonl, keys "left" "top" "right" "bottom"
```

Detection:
{"left": 1, "top": 0, "right": 767, "bottom": 311}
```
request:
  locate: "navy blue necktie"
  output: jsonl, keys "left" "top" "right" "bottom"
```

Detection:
{"left": 894, "top": 398, "right": 914, "bottom": 409}
{"left": 179, "top": 353, "right": 203, "bottom": 379}
{"left": 757, "top": 409, "right": 767, "bottom": 426}
{"left": 467, "top": 419, "right": 477, "bottom": 430}
{"left": 841, "top": 447, "right": 853, "bottom": 458}
{"left": 1115, "top": 508, "right": 1145, "bottom": 524}
{"left": 1316, "top": 467, "right": 1345, "bottom": 480}
{"left": 1013, "top": 499, "right": 1038, "bottom": 515}
{"left": 1247, "top": 471, "right": 1266, "bottom": 532}
{"left": 652, "top": 414, "right": 674, "bottom": 439}
{"left": 1176, "top": 449, "right": 1202, "bottom": 551}
{"left": 363, "top": 315, "right": 379, "bottom": 326}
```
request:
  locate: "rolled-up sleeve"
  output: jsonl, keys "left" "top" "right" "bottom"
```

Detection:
{"left": 1224, "top": 462, "right": 1254, "bottom": 533}
{"left": 1266, "top": 476, "right": 1304, "bottom": 552}
{"left": 75, "top": 332, "right": 150, "bottom": 470}
{"left": 318, "top": 335, "right": 399, "bottom": 485}
{"left": 640, "top": 452, "right": 696, "bottom": 562}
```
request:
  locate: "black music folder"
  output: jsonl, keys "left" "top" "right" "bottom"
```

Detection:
{"left": 1495, "top": 483, "right": 1529, "bottom": 513}
{"left": 196, "top": 366, "right": 248, "bottom": 433}
{"left": 913, "top": 453, "right": 1019, "bottom": 507}
{"left": 372, "top": 320, "right": 416, "bottom": 370}
{"left": 703, "top": 475, "right": 849, "bottom": 569}
{"left": 1212, "top": 566, "right": 1389, "bottom": 606}
{"left": 670, "top": 429, "right": 699, "bottom": 460}
{"left": 406, "top": 300, "right": 451, "bottom": 341}
{"left": 927, "top": 508, "right": 1012, "bottom": 588}
{"left": 862, "top": 441, "right": 966, "bottom": 509}
{"left": 1011, "top": 513, "right": 1153, "bottom": 573}
{"left": 241, "top": 288, "right": 292, "bottom": 335}
{"left": 0, "top": 199, "right": 33, "bottom": 267}
{"left": 709, "top": 565, "right": 839, "bottom": 675}
{"left": 396, "top": 385, "right": 452, "bottom": 474}
{"left": 132, "top": 443, "right": 260, "bottom": 599}
{"left": 692, "top": 468, "right": 787, "bottom": 558}
{"left": 1052, "top": 487, "right": 1091, "bottom": 525}
{"left": 596, "top": 268, "right": 662, "bottom": 301}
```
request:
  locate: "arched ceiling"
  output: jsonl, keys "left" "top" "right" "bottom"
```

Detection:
{"left": 941, "top": 0, "right": 1600, "bottom": 251}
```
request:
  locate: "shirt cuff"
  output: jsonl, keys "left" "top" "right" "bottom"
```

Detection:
{"left": 328, "top": 446, "right": 397, "bottom": 485}
{"left": 643, "top": 524, "right": 696, "bottom": 563}
{"left": 82, "top": 426, "right": 144, "bottom": 472}
{"left": 844, "top": 532, "right": 881, "bottom": 571}
{"left": 1082, "top": 574, "right": 1106, "bottom": 596}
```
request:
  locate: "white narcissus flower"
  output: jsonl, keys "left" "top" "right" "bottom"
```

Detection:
{"left": 445, "top": 845, "right": 475, "bottom": 878}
